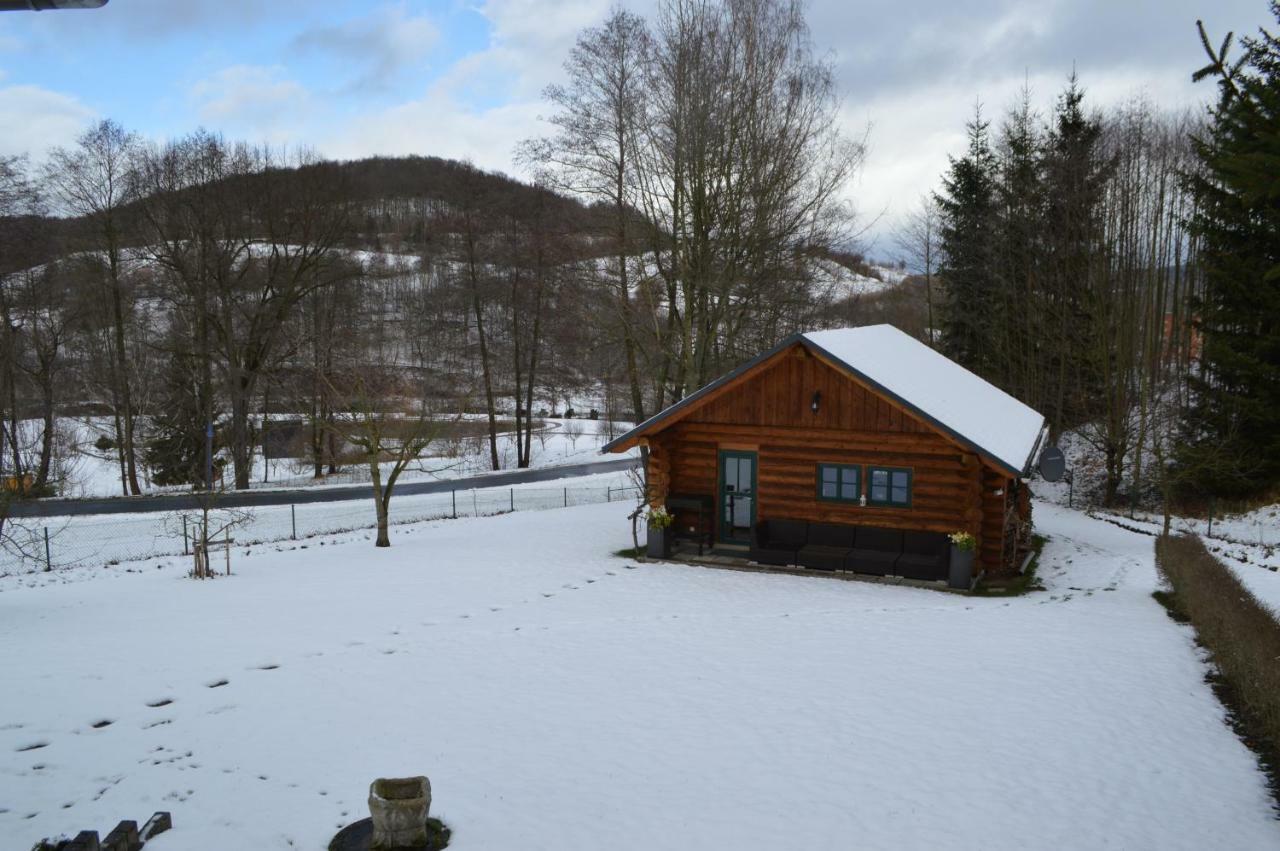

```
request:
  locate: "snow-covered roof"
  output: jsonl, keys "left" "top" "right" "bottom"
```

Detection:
{"left": 801, "top": 326, "right": 1046, "bottom": 475}
{"left": 604, "top": 324, "right": 1047, "bottom": 476}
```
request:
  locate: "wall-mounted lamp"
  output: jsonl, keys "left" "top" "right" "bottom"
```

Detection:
{"left": 810, "top": 391, "right": 822, "bottom": 414}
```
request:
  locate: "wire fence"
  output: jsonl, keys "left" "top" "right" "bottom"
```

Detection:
{"left": 1, "top": 474, "right": 642, "bottom": 577}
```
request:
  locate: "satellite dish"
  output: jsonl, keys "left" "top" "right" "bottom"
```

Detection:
{"left": 1038, "top": 446, "right": 1066, "bottom": 483}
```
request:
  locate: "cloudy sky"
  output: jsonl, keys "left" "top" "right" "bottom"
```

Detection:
{"left": 0, "top": 0, "right": 1269, "bottom": 251}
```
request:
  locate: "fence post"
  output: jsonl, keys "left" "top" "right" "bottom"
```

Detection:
{"left": 509, "top": 488, "right": 514, "bottom": 512}
{"left": 291, "top": 505, "right": 297, "bottom": 540}
{"left": 43, "top": 527, "right": 51, "bottom": 572}
{"left": 451, "top": 490, "right": 456, "bottom": 519}
{"left": 182, "top": 516, "right": 190, "bottom": 555}
{"left": 564, "top": 487, "right": 568, "bottom": 508}
{"left": 607, "top": 487, "right": 612, "bottom": 502}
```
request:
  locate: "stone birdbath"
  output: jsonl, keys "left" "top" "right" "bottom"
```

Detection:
{"left": 329, "top": 776, "right": 450, "bottom": 851}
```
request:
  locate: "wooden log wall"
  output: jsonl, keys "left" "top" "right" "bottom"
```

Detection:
{"left": 645, "top": 346, "right": 1020, "bottom": 575}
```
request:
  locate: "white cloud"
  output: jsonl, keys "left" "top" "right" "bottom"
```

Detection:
{"left": 190, "top": 65, "right": 312, "bottom": 144}
{"left": 852, "top": 64, "right": 1211, "bottom": 255}
{"left": 320, "top": 0, "right": 617, "bottom": 173}
{"left": 323, "top": 90, "right": 543, "bottom": 175}
{"left": 0, "top": 83, "right": 95, "bottom": 158}
{"left": 292, "top": 4, "right": 441, "bottom": 92}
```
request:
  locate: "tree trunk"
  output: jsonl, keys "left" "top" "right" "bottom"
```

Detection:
{"left": 229, "top": 377, "right": 253, "bottom": 490}
{"left": 34, "top": 378, "right": 54, "bottom": 491}
{"left": 107, "top": 240, "right": 142, "bottom": 496}
{"left": 466, "top": 246, "right": 500, "bottom": 471}
{"left": 370, "top": 457, "right": 391, "bottom": 547}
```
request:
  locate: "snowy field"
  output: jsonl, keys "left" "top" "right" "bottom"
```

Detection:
{"left": 2, "top": 501, "right": 1278, "bottom": 849}
{"left": 0, "top": 470, "right": 639, "bottom": 582}
{"left": 55, "top": 415, "right": 629, "bottom": 499}
{"left": 1082, "top": 504, "right": 1280, "bottom": 620}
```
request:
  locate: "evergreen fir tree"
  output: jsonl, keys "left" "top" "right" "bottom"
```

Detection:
{"left": 992, "top": 86, "right": 1046, "bottom": 406}
{"left": 1180, "top": 6, "right": 1280, "bottom": 498}
{"left": 936, "top": 104, "right": 1000, "bottom": 378}
{"left": 143, "top": 348, "right": 224, "bottom": 488}
{"left": 1039, "top": 74, "right": 1111, "bottom": 433}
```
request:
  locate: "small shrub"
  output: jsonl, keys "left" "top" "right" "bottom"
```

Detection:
{"left": 94, "top": 435, "right": 116, "bottom": 452}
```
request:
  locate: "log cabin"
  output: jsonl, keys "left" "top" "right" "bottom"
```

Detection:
{"left": 603, "top": 325, "right": 1048, "bottom": 583}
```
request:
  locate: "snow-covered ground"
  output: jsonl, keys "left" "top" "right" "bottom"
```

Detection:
{"left": 2, "top": 500, "right": 1277, "bottom": 849}
{"left": 1081, "top": 503, "right": 1280, "bottom": 621}
{"left": 0, "top": 470, "right": 640, "bottom": 581}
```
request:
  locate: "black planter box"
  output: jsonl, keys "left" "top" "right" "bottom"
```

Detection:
{"left": 647, "top": 526, "right": 672, "bottom": 559}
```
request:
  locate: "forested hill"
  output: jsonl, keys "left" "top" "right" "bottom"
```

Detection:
{"left": 0, "top": 154, "right": 599, "bottom": 276}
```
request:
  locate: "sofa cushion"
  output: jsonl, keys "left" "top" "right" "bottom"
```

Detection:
{"left": 854, "top": 526, "right": 903, "bottom": 553}
{"left": 845, "top": 549, "right": 898, "bottom": 576}
{"left": 807, "top": 522, "right": 856, "bottom": 549}
{"left": 766, "top": 518, "right": 809, "bottom": 547}
{"left": 797, "top": 544, "right": 852, "bottom": 571}
{"left": 896, "top": 552, "right": 948, "bottom": 581}
{"left": 902, "top": 531, "right": 948, "bottom": 557}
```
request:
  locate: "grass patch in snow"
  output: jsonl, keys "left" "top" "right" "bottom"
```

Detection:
{"left": 613, "top": 546, "right": 645, "bottom": 559}
{"left": 971, "top": 534, "right": 1047, "bottom": 596}
{"left": 1156, "top": 534, "right": 1280, "bottom": 814}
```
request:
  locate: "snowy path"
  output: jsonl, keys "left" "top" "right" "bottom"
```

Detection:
{"left": 1, "top": 501, "right": 1277, "bottom": 849}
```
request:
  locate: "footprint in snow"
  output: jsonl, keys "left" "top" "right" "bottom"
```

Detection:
{"left": 256, "top": 664, "right": 280, "bottom": 671}
{"left": 206, "top": 678, "right": 230, "bottom": 689}
{"left": 16, "top": 742, "right": 49, "bottom": 752}
{"left": 147, "top": 698, "right": 174, "bottom": 708}
{"left": 90, "top": 719, "right": 114, "bottom": 729}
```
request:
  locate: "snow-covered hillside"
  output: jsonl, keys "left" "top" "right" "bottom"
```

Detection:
{"left": 810, "top": 258, "right": 907, "bottom": 300}
{"left": 2, "top": 500, "right": 1276, "bottom": 849}
{"left": 57, "top": 415, "right": 630, "bottom": 499}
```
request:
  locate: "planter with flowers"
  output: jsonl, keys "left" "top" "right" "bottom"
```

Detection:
{"left": 948, "top": 531, "right": 977, "bottom": 590}
{"left": 646, "top": 506, "right": 674, "bottom": 559}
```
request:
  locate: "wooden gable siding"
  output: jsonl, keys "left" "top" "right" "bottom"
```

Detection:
{"left": 686, "top": 346, "right": 933, "bottom": 435}
{"left": 648, "top": 346, "right": 1015, "bottom": 574}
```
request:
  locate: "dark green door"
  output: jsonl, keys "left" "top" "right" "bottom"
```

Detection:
{"left": 718, "top": 450, "right": 757, "bottom": 544}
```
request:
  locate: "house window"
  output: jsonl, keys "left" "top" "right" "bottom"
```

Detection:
{"left": 868, "top": 466, "right": 912, "bottom": 507}
{"left": 817, "top": 464, "right": 860, "bottom": 503}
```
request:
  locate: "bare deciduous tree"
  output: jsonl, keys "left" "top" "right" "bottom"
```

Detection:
{"left": 44, "top": 120, "right": 145, "bottom": 495}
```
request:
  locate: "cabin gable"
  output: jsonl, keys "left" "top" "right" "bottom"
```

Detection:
{"left": 686, "top": 344, "right": 936, "bottom": 436}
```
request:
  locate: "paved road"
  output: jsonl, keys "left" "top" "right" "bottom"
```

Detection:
{"left": 8, "top": 457, "right": 639, "bottom": 518}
